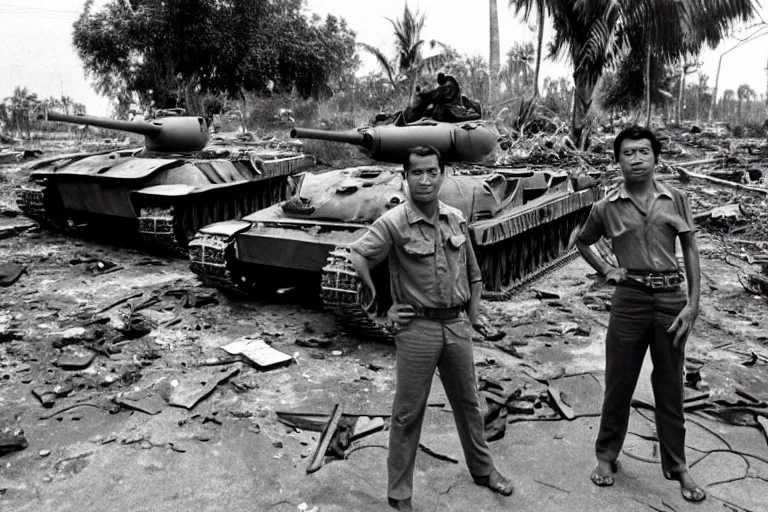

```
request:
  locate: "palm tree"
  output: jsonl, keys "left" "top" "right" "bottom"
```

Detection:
{"left": 358, "top": 4, "right": 449, "bottom": 99}
{"left": 490, "top": 0, "right": 501, "bottom": 101}
{"left": 509, "top": 0, "right": 547, "bottom": 97}
{"left": 674, "top": 61, "right": 699, "bottom": 124}
{"left": 6, "top": 87, "right": 40, "bottom": 139}
{"left": 695, "top": 72, "right": 709, "bottom": 123}
{"left": 737, "top": 83, "right": 756, "bottom": 122}
{"left": 549, "top": 3, "right": 625, "bottom": 148}
{"left": 613, "top": 0, "right": 757, "bottom": 127}
{"left": 722, "top": 88, "right": 735, "bottom": 118}
{"left": 500, "top": 42, "right": 535, "bottom": 93}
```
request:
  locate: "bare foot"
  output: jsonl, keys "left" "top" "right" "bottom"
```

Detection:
{"left": 672, "top": 470, "right": 707, "bottom": 502}
{"left": 590, "top": 460, "right": 615, "bottom": 486}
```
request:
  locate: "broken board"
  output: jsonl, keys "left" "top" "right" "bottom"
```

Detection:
{"left": 115, "top": 391, "right": 165, "bottom": 415}
{"left": 168, "top": 366, "right": 239, "bottom": 410}
{"left": 219, "top": 338, "right": 293, "bottom": 369}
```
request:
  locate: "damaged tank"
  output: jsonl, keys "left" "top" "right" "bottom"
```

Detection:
{"left": 15, "top": 110, "right": 314, "bottom": 252}
{"left": 189, "top": 126, "right": 601, "bottom": 341}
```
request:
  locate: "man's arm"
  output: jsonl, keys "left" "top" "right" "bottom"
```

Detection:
{"left": 576, "top": 240, "right": 615, "bottom": 277}
{"left": 575, "top": 203, "right": 622, "bottom": 281}
{"left": 464, "top": 223, "right": 482, "bottom": 325}
{"left": 668, "top": 193, "right": 701, "bottom": 347}
{"left": 346, "top": 218, "right": 395, "bottom": 302}
{"left": 679, "top": 232, "right": 700, "bottom": 309}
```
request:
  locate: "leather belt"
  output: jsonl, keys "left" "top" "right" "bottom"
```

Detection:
{"left": 620, "top": 271, "right": 684, "bottom": 292}
{"left": 413, "top": 305, "right": 463, "bottom": 320}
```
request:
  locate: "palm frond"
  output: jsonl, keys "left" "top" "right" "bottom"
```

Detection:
{"left": 356, "top": 42, "right": 398, "bottom": 89}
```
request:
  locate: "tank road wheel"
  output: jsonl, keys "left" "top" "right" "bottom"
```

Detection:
{"left": 138, "top": 176, "right": 292, "bottom": 255}
{"left": 188, "top": 231, "right": 245, "bottom": 297}
{"left": 138, "top": 206, "right": 184, "bottom": 254}
{"left": 188, "top": 230, "right": 278, "bottom": 298}
{"left": 320, "top": 247, "right": 394, "bottom": 342}
{"left": 15, "top": 181, "right": 70, "bottom": 232}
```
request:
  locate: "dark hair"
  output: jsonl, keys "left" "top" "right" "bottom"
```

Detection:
{"left": 403, "top": 145, "right": 445, "bottom": 173}
{"left": 613, "top": 125, "right": 661, "bottom": 163}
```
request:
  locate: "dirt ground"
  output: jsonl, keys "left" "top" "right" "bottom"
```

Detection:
{"left": 1, "top": 145, "right": 767, "bottom": 512}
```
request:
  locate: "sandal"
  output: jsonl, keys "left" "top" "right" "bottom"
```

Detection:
{"left": 590, "top": 461, "right": 619, "bottom": 487}
{"left": 681, "top": 486, "right": 707, "bottom": 502}
{"left": 666, "top": 470, "right": 707, "bottom": 502}
{"left": 590, "top": 471, "right": 614, "bottom": 486}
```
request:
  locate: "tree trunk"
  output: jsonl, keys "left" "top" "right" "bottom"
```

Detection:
{"left": 533, "top": 0, "right": 544, "bottom": 98}
{"left": 738, "top": 99, "right": 743, "bottom": 123}
{"left": 644, "top": 37, "right": 652, "bottom": 127}
{"left": 708, "top": 55, "right": 723, "bottom": 123}
{"left": 676, "top": 68, "right": 685, "bottom": 125}
{"left": 239, "top": 87, "right": 248, "bottom": 134}
{"left": 695, "top": 84, "right": 700, "bottom": 124}
{"left": 571, "top": 74, "right": 594, "bottom": 150}
{"left": 489, "top": 0, "right": 500, "bottom": 102}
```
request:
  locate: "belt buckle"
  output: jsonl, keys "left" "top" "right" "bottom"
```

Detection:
{"left": 648, "top": 274, "right": 665, "bottom": 289}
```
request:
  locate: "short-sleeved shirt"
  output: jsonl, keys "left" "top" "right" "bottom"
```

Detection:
{"left": 347, "top": 200, "right": 481, "bottom": 309}
{"left": 577, "top": 180, "right": 694, "bottom": 272}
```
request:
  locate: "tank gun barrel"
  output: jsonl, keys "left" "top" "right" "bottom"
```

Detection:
{"left": 42, "top": 111, "right": 162, "bottom": 137}
{"left": 291, "top": 123, "right": 497, "bottom": 164}
{"left": 290, "top": 127, "right": 370, "bottom": 148}
{"left": 39, "top": 110, "right": 209, "bottom": 152}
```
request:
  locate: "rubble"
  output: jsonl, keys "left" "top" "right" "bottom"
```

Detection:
{"left": 167, "top": 365, "right": 240, "bottom": 410}
{"left": 0, "top": 263, "right": 26, "bottom": 287}
{"left": 0, "top": 427, "right": 27, "bottom": 456}
{"left": 219, "top": 337, "right": 293, "bottom": 369}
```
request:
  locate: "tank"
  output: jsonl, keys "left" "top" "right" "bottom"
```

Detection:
{"left": 15, "top": 110, "right": 314, "bottom": 252}
{"left": 188, "top": 121, "right": 602, "bottom": 340}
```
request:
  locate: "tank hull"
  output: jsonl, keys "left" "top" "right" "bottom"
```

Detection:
{"left": 16, "top": 146, "right": 314, "bottom": 253}
{"left": 189, "top": 166, "right": 603, "bottom": 338}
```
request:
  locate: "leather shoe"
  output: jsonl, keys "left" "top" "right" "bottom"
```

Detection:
{"left": 473, "top": 469, "right": 514, "bottom": 496}
{"left": 388, "top": 497, "right": 413, "bottom": 511}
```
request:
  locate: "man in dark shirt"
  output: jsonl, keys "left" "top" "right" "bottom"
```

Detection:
{"left": 346, "top": 146, "right": 513, "bottom": 511}
{"left": 576, "top": 126, "right": 706, "bottom": 502}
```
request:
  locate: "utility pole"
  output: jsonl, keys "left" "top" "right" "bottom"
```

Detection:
{"left": 709, "top": 27, "right": 768, "bottom": 123}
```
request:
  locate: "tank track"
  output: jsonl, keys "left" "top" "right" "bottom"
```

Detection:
{"left": 480, "top": 250, "right": 580, "bottom": 301}
{"left": 188, "top": 232, "right": 246, "bottom": 296}
{"left": 320, "top": 247, "right": 583, "bottom": 341}
{"left": 15, "top": 181, "right": 70, "bottom": 231}
{"left": 320, "top": 248, "right": 395, "bottom": 342}
{"left": 139, "top": 175, "right": 290, "bottom": 254}
{"left": 319, "top": 207, "right": 595, "bottom": 340}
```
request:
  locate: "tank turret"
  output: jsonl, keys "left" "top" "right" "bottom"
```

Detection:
{"left": 41, "top": 111, "right": 209, "bottom": 152}
{"left": 290, "top": 122, "right": 498, "bottom": 164}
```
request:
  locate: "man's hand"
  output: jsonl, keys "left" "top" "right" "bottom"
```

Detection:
{"left": 667, "top": 304, "right": 698, "bottom": 348}
{"left": 388, "top": 303, "right": 416, "bottom": 325}
{"left": 603, "top": 267, "right": 626, "bottom": 284}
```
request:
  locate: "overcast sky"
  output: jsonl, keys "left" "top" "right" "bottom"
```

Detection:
{"left": 1, "top": 0, "right": 766, "bottom": 116}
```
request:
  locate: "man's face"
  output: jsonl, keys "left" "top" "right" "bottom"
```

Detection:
{"left": 618, "top": 138, "right": 656, "bottom": 184}
{"left": 405, "top": 154, "right": 444, "bottom": 205}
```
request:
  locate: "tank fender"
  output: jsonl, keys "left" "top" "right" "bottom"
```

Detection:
{"left": 133, "top": 184, "right": 199, "bottom": 197}
{"left": 195, "top": 220, "right": 252, "bottom": 238}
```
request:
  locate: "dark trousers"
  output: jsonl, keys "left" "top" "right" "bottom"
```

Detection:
{"left": 388, "top": 316, "right": 494, "bottom": 500}
{"left": 596, "top": 285, "right": 689, "bottom": 476}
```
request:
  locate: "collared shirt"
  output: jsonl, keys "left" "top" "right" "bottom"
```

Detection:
{"left": 577, "top": 180, "right": 694, "bottom": 272}
{"left": 348, "top": 200, "right": 481, "bottom": 309}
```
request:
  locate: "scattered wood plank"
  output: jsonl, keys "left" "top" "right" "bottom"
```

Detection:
{"left": 219, "top": 338, "right": 293, "bottom": 370}
{"left": 95, "top": 292, "right": 143, "bottom": 314}
{"left": 306, "top": 403, "right": 344, "bottom": 474}
{"left": 418, "top": 443, "right": 459, "bottom": 464}
{"left": 168, "top": 366, "right": 239, "bottom": 410}
{"left": 677, "top": 168, "right": 768, "bottom": 195}
{"left": 547, "top": 386, "right": 575, "bottom": 420}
